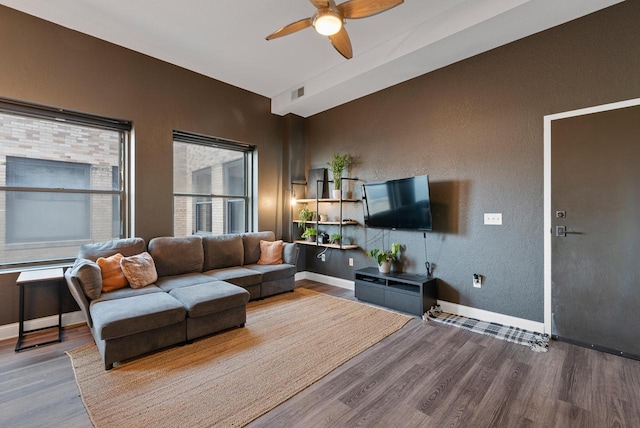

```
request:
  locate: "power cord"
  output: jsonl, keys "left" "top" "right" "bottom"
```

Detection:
{"left": 423, "top": 232, "right": 432, "bottom": 276}
{"left": 316, "top": 247, "right": 329, "bottom": 259}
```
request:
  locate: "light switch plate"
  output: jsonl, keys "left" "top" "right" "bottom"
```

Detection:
{"left": 484, "top": 213, "right": 502, "bottom": 225}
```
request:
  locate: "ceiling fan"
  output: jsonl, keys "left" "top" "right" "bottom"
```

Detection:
{"left": 265, "top": 0, "right": 404, "bottom": 60}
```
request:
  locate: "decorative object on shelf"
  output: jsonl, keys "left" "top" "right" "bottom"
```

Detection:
{"left": 329, "top": 233, "right": 341, "bottom": 245}
{"left": 318, "top": 232, "right": 330, "bottom": 244}
{"left": 298, "top": 204, "right": 315, "bottom": 229}
{"left": 366, "top": 242, "right": 401, "bottom": 274}
{"left": 327, "top": 152, "right": 352, "bottom": 199}
{"left": 307, "top": 168, "right": 328, "bottom": 199}
{"left": 319, "top": 213, "right": 328, "bottom": 222}
{"left": 301, "top": 227, "right": 318, "bottom": 242}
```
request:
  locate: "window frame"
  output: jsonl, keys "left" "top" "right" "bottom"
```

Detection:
{"left": 0, "top": 97, "right": 132, "bottom": 269}
{"left": 172, "top": 130, "right": 254, "bottom": 236}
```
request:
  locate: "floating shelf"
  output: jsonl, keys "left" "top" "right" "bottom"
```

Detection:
{"left": 293, "top": 220, "right": 358, "bottom": 225}
{"left": 294, "top": 240, "right": 358, "bottom": 250}
{"left": 295, "top": 198, "right": 360, "bottom": 204}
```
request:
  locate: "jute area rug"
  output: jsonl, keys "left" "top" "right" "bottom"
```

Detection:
{"left": 68, "top": 288, "right": 411, "bottom": 427}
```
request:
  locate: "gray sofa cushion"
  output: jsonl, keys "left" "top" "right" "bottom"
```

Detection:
{"left": 78, "top": 237, "right": 146, "bottom": 261}
{"left": 242, "top": 231, "right": 275, "bottom": 265}
{"left": 70, "top": 258, "right": 102, "bottom": 300}
{"left": 282, "top": 242, "right": 299, "bottom": 265}
{"left": 169, "top": 281, "right": 250, "bottom": 318}
{"left": 202, "top": 234, "right": 244, "bottom": 271}
{"left": 244, "top": 263, "right": 297, "bottom": 282}
{"left": 90, "top": 292, "right": 186, "bottom": 340}
{"left": 204, "top": 266, "right": 262, "bottom": 287}
{"left": 155, "top": 273, "right": 214, "bottom": 293}
{"left": 149, "top": 236, "right": 204, "bottom": 277}
{"left": 91, "top": 285, "right": 163, "bottom": 303}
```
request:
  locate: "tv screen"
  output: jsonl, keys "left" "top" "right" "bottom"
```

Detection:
{"left": 362, "top": 175, "right": 432, "bottom": 231}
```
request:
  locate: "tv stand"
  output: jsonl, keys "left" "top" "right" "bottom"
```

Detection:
{"left": 354, "top": 267, "right": 437, "bottom": 316}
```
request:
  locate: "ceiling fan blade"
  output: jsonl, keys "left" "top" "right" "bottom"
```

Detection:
{"left": 309, "top": 0, "right": 329, "bottom": 8}
{"left": 265, "top": 18, "right": 313, "bottom": 40}
{"left": 329, "top": 27, "right": 353, "bottom": 59}
{"left": 338, "top": 0, "right": 403, "bottom": 19}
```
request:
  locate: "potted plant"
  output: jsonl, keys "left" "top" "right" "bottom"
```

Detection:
{"left": 298, "top": 204, "right": 315, "bottom": 229}
{"left": 329, "top": 233, "right": 342, "bottom": 245}
{"left": 366, "top": 242, "right": 401, "bottom": 273}
{"left": 301, "top": 227, "right": 318, "bottom": 242}
{"left": 327, "top": 152, "right": 352, "bottom": 199}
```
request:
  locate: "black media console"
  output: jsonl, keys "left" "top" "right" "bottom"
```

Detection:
{"left": 354, "top": 267, "right": 437, "bottom": 317}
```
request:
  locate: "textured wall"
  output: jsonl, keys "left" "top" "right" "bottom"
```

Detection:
{"left": 303, "top": 1, "right": 640, "bottom": 322}
{"left": 0, "top": 5, "right": 283, "bottom": 325}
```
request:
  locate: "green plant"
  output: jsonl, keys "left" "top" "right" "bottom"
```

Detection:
{"left": 329, "top": 233, "right": 342, "bottom": 244}
{"left": 326, "top": 152, "right": 353, "bottom": 191}
{"left": 366, "top": 242, "right": 401, "bottom": 266}
{"left": 301, "top": 227, "right": 318, "bottom": 240}
{"left": 297, "top": 204, "right": 315, "bottom": 228}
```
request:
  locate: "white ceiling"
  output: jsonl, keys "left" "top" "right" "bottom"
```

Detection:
{"left": 0, "top": 0, "right": 622, "bottom": 117}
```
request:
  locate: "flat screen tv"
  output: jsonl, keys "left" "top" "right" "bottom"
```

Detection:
{"left": 362, "top": 175, "right": 432, "bottom": 231}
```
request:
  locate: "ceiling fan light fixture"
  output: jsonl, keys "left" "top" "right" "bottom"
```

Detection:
{"left": 313, "top": 11, "right": 343, "bottom": 36}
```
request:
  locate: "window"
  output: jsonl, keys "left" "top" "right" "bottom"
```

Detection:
{"left": 173, "top": 131, "right": 253, "bottom": 236}
{"left": 6, "top": 157, "right": 91, "bottom": 243}
{"left": 0, "top": 98, "right": 131, "bottom": 267}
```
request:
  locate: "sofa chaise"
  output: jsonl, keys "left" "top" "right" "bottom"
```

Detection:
{"left": 65, "top": 231, "right": 298, "bottom": 369}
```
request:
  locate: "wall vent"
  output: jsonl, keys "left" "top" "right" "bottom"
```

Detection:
{"left": 291, "top": 86, "right": 305, "bottom": 100}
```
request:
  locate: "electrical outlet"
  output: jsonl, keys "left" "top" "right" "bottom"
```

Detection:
{"left": 348, "top": 258, "right": 354, "bottom": 266}
{"left": 473, "top": 274, "right": 482, "bottom": 288}
{"left": 321, "top": 254, "right": 326, "bottom": 262}
{"left": 484, "top": 213, "right": 502, "bottom": 225}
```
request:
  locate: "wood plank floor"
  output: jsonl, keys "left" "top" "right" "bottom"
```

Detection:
{"left": 1, "top": 280, "right": 639, "bottom": 427}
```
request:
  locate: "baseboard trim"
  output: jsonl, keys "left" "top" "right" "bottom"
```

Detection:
{"left": 295, "top": 271, "right": 354, "bottom": 291}
{"left": 436, "top": 300, "right": 545, "bottom": 333}
{"left": 0, "top": 311, "right": 85, "bottom": 342}
{"left": 295, "top": 271, "right": 543, "bottom": 332}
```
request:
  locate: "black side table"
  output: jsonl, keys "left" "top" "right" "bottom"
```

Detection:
{"left": 15, "top": 268, "right": 64, "bottom": 352}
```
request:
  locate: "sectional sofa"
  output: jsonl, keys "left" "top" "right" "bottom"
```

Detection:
{"left": 64, "top": 231, "right": 298, "bottom": 369}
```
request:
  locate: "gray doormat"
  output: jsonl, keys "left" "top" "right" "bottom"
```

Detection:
{"left": 424, "top": 306, "right": 549, "bottom": 352}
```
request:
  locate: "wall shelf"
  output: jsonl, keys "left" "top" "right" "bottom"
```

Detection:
{"left": 294, "top": 240, "right": 358, "bottom": 250}
{"left": 292, "top": 177, "right": 361, "bottom": 250}
{"left": 293, "top": 220, "right": 358, "bottom": 226}
{"left": 296, "top": 198, "right": 359, "bottom": 204}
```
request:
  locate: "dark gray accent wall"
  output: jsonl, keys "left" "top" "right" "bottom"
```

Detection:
{"left": 303, "top": 1, "right": 640, "bottom": 322}
{"left": 0, "top": 6, "right": 283, "bottom": 325}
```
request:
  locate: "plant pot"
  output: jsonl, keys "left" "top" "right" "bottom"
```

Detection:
{"left": 378, "top": 261, "right": 391, "bottom": 274}
{"left": 319, "top": 214, "right": 328, "bottom": 222}
{"left": 306, "top": 235, "right": 316, "bottom": 243}
{"left": 332, "top": 189, "right": 342, "bottom": 199}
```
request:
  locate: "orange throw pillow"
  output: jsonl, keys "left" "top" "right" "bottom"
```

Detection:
{"left": 257, "top": 240, "right": 283, "bottom": 265}
{"left": 96, "top": 253, "right": 129, "bottom": 292}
